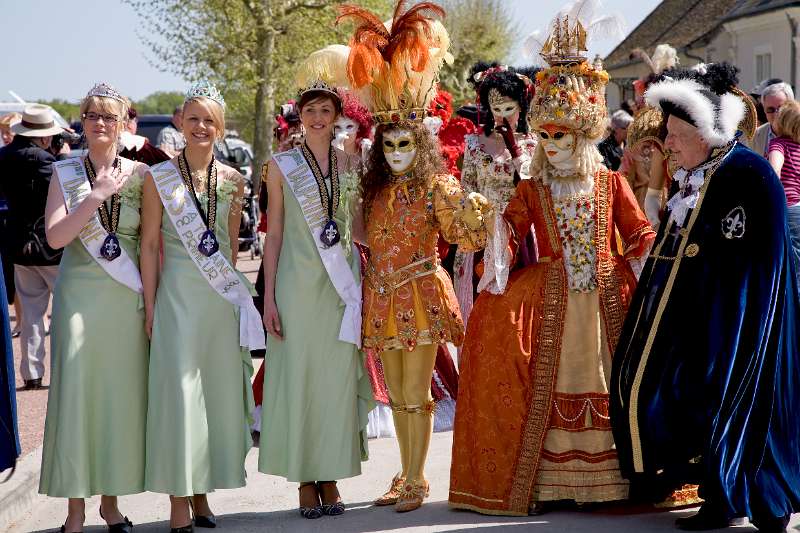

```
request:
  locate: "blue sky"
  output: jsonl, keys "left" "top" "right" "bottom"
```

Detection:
{"left": 1, "top": 0, "right": 659, "bottom": 103}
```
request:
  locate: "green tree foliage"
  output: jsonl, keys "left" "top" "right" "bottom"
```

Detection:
{"left": 41, "top": 99, "right": 81, "bottom": 123}
{"left": 135, "top": 91, "right": 185, "bottom": 115}
{"left": 438, "top": 0, "right": 519, "bottom": 106}
{"left": 124, "top": 0, "right": 391, "bottom": 173}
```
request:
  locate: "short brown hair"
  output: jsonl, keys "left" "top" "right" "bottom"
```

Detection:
{"left": 298, "top": 90, "right": 342, "bottom": 114}
{"left": 775, "top": 100, "right": 800, "bottom": 143}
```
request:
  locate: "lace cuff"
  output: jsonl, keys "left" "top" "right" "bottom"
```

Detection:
{"left": 477, "top": 212, "right": 512, "bottom": 295}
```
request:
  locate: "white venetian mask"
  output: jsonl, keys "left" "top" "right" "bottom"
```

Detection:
{"left": 538, "top": 125, "right": 577, "bottom": 170}
{"left": 489, "top": 91, "right": 520, "bottom": 119}
{"left": 382, "top": 127, "right": 417, "bottom": 174}
{"left": 332, "top": 117, "right": 358, "bottom": 151}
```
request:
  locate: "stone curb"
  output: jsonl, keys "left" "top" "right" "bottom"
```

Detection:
{"left": 0, "top": 447, "right": 42, "bottom": 531}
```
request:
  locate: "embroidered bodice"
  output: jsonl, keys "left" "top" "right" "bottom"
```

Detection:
{"left": 461, "top": 133, "right": 537, "bottom": 210}
{"left": 553, "top": 194, "right": 597, "bottom": 292}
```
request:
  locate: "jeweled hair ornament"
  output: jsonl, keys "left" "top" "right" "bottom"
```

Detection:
{"left": 86, "top": 82, "right": 127, "bottom": 104}
{"left": 185, "top": 80, "right": 226, "bottom": 109}
{"left": 295, "top": 45, "right": 351, "bottom": 100}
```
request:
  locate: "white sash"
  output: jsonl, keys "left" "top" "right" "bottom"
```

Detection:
{"left": 150, "top": 161, "right": 266, "bottom": 351}
{"left": 274, "top": 148, "right": 362, "bottom": 347}
{"left": 53, "top": 158, "right": 143, "bottom": 294}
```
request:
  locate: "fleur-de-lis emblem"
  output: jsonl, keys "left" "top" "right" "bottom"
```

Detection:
{"left": 721, "top": 206, "right": 746, "bottom": 239}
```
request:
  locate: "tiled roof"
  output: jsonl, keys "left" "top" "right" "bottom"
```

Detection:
{"left": 604, "top": 0, "right": 740, "bottom": 70}
{"left": 723, "top": 0, "right": 800, "bottom": 21}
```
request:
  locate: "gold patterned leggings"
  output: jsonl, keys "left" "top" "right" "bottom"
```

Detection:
{"left": 379, "top": 344, "right": 437, "bottom": 483}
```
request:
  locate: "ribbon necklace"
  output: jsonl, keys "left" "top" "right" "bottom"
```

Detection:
{"left": 84, "top": 155, "right": 122, "bottom": 261}
{"left": 302, "top": 142, "right": 340, "bottom": 247}
{"left": 178, "top": 149, "right": 220, "bottom": 257}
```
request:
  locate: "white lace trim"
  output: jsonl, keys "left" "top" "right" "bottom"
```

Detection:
{"left": 542, "top": 172, "right": 595, "bottom": 198}
{"left": 477, "top": 212, "right": 513, "bottom": 295}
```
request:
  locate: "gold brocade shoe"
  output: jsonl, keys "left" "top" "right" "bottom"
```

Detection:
{"left": 394, "top": 479, "right": 429, "bottom": 513}
{"left": 374, "top": 474, "right": 405, "bottom": 506}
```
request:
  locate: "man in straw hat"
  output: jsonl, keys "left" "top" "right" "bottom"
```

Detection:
{"left": 0, "top": 104, "right": 64, "bottom": 390}
{"left": 611, "top": 64, "right": 799, "bottom": 532}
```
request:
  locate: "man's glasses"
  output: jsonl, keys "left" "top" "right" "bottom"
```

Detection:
{"left": 765, "top": 107, "right": 781, "bottom": 114}
{"left": 83, "top": 112, "right": 119, "bottom": 123}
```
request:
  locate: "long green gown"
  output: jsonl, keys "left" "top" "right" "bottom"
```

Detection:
{"left": 145, "top": 176, "right": 254, "bottom": 496}
{"left": 258, "top": 158, "right": 373, "bottom": 482}
{"left": 40, "top": 162, "right": 148, "bottom": 497}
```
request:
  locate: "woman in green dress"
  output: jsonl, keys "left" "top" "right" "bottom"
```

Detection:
{"left": 259, "top": 76, "right": 373, "bottom": 518}
{"left": 140, "top": 82, "right": 257, "bottom": 532}
{"left": 41, "top": 84, "right": 148, "bottom": 533}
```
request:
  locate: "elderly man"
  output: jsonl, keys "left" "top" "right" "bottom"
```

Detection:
{"left": 156, "top": 105, "right": 185, "bottom": 157}
{"left": 611, "top": 64, "right": 799, "bottom": 532}
{"left": 0, "top": 105, "right": 63, "bottom": 390}
{"left": 598, "top": 109, "right": 633, "bottom": 170}
{"left": 749, "top": 82, "right": 794, "bottom": 156}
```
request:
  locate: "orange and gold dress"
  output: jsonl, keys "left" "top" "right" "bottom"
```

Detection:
{"left": 363, "top": 174, "right": 487, "bottom": 352}
{"left": 449, "top": 170, "right": 655, "bottom": 515}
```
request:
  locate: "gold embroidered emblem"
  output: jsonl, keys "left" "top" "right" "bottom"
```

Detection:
{"left": 685, "top": 243, "right": 700, "bottom": 257}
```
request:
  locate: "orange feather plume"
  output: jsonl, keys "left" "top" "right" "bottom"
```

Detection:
{"left": 337, "top": 0, "right": 446, "bottom": 106}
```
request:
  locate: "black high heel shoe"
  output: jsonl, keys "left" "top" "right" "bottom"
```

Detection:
{"left": 188, "top": 499, "right": 216, "bottom": 528}
{"left": 99, "top": 507, "right": 133, "bottom": 533}
{"left": 317, "top": 481, "right": 345, "bottom": 516}
{"left": 298, "top": 482, "right": 323, "bottom": 519}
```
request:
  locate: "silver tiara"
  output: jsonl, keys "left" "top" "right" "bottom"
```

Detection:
{"left": 186, "top": 80, "right": 226, "bottom": 108}
{"left": 86, "top": 82, "right": 126, "bottom": 104}
{"left": 298, "top": 79, "right": 339, "bottom": 100}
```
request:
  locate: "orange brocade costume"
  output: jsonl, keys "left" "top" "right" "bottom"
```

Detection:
{"left": 449, "top": 170, "right": 655, "bottom": 515}
{"left": 362, "top": 174, "right": 487, "bottom": 352}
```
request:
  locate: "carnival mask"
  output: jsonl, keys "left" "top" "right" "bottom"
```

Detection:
{"left": 489, "top": 91, "right": 520, "bottom": 119}
{"left": 383, "top": 128, "right": 417, "bottom": 174}
{"left": 538, "top": 124, "right": 576, "bottom": 169}
{"left": 332, "top": 117, "right": 358, "bottom": 151}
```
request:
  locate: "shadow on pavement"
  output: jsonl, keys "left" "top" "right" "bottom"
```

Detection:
{"left": 23, "top": 501, "right": 712, "bottom": 533}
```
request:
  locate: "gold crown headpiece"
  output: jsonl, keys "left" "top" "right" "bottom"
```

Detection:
{"left": 337, "top": 1, "right": 452, "bottom": 125}
{"left": 525, "top": 1, "right": 622, "bottom": 139}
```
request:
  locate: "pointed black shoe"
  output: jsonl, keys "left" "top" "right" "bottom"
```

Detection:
{"left": 675, "top": 505, "right": 730, "bottom": 531}
{"left": 193, "top": 514, "right": 216, "bottom": 529}
{"left": 169, "top": 525, "right": 193, "bottom": 533}
{"left": 751, "top": 513, "right": 790, "bottom": 533}
{"left": 99, "top": 508, "right": 133, "bottom": 533}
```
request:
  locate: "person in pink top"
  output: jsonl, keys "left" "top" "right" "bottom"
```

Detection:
{"left": 767, "top": 99, "right": 800, "bottom": 287}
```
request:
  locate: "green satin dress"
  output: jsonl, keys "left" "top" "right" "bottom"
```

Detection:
{"left": 145, "top": 181, "right": 254, "bottom": 496}
{"left": 40, "top": 163, "right": 148, "bottom": 498}
{"left": 258, "top": 161, "right": 373, "bottom": 482}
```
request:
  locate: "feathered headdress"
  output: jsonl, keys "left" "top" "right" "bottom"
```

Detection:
{"left": 527, "top": 0, "right": 618, "bottom": 139}
{"left": 336, "top": 0, "right": 452, "bottom": 125}
{"left": 295, "top": 44, "right": 351, "bottom": 100}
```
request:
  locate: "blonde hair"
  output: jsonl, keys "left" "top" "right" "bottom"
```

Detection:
{"left": 183, "top": 97, "right": 225, "bottom": 140}
{"left": 0, "top": 112, "right": 21, "bottom": 130}
{"left": 80, "top": 95, "right": 128, "bottom": 143}
{"left": 530, "top": 133, "right": 604, "bottom": 179}
{"left": 775, "top": 100, "right": 800, "bottom": 143}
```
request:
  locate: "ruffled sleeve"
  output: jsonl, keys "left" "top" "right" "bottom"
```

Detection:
{"left": 432, "top": 174, "right": 488, "bottom": 252}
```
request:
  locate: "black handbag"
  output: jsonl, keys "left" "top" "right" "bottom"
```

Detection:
{"left": 21, "top": 216, "right": 62, "bottom": 262}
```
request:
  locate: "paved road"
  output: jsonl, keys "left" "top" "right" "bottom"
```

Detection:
{"left": 9, "top": 431, "right": 798, "bottom": 533}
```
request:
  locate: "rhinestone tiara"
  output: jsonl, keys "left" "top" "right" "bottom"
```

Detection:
{"left": 86, "top": 82, "right": 126, "bottom": 104}
{"left": 297, "top": 79, "right": 339, "bottom": 100}
{"left": 186, "top": 79, "right": 226, "bottom": 109}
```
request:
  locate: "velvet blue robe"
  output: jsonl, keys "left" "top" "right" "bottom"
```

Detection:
{"left": 611, "top": 142, "right": 800, "bottom": 522}
{"left": 0, "top": 250, "right": 19, "bottom": 473}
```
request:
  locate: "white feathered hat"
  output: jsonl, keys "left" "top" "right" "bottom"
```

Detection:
{"left": 645, "top": 63, "right": 746, "bottom": 147}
